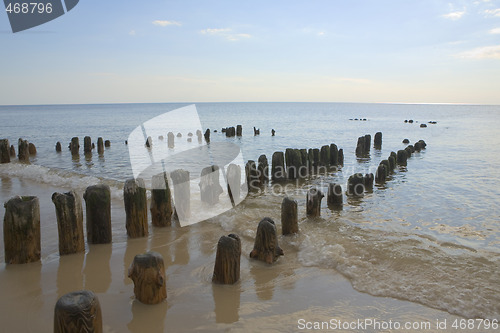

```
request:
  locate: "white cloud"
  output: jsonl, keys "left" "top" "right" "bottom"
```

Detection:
{"left": 442, "top": 10, "right": 466, "bottom": 20}
{"left": 484, "top": 8, "right": 500, "bottom": 16}
{"left": 200, "top": 28, "right": 251, "bottom": 41}
{"left": 490, "top": 27, "right": 500, "bottom": 34}
{"left": 458, "top": 45, "right": 500, "bottom": 59}
{"left": 152, "top": 20, "right": 181, "bottom": 27}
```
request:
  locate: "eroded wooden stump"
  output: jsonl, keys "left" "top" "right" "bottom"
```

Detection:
{"left": 281, "top": 197, "right": 298, "bottom": 235}
{"left": 9, "top": 144, "right": 15, "bottom": 157}
{"left": 226, "top": 163, "right": 242, "bottom": 206}
{"left": 54, "top": 290, "right": 102, "bottom": 333}
{"left": 83, "top": 184, "right": 111, "bottom": 244}
{"left": 374, "top": 132, "right": 382, "bottom": 148}
{"left": 170, "top": 169, "right": 190, "bottom": 220}
{"left": 347, "top": 173, "right": 365, "bottom": 196}
{"left": 3, "top": 196, "right": 40, "bottom": 264}
{"left": 364, "top": 173, "right": 374, "bottom": 190}
{"left": 319, "top": 145, "right": 330, "bottom": 167}
{"left": 199, "top": 165, "right": 223, "bottom": 205}
{"left": 306, "top": 187, "right": 324, "bottom": 216}
{"left": 128, "top": 252, "right": 167, "bottom": 304}
{"left": 338, "top": 148, "right": 344, "bottom": 166}
{"left": 55, "top": 141, "right": 62, "bottom": 152}
{"left": 245, "top": 160, "right": 259, "bottom": 191}
{"left": 271, "top": 151, "right": 286, "bottom": 181}
{"left": 104, "top": 140, "right": 111, "bottom": 147}
{"left": 167, "top": 132, "right": 175, "bottom": 148}
{"left": 18, "top": 138, "right": 30, "bottom": 163}
{"left": 124, "top": 178, "right": 148, "bottom": 238}
{"left": 327, "top": 183, "right": 343, "bottom": 207}
{"left": 376, "top": 164, "right": 387, "bottom": 184}
{"left": 84, "top": 136, "right": 92, "bottom": 153}
{"left": 257, "top": 154, "right": 269, "bottom": 185}
{"left": 212, "top": 234, "right": 241, "bottom": 284}
{"left": 97, "top": 137, "right": 104, "bottom": 154}
{"left": 204, "top": 129, "right": 210, "bottom": 143}
{"left": 52, "top": 191, "right": 85, "bottom": 255}
{"left": 330, "top": 143, "right": 338, "bottom": 166}
{"left": 28, "top": 142, "right": 37, "bottom": 155}
{"left": 70, "top": 137, "right": 79, "bottom": 155}
{"left": 397, "top": 149, "right": 408, "bottom": 166}
{"left": 0, "top": 139, "right": 10, "bottom": 163}
{"left": 236, "top": 125, "right": 242, "bottom": 136}
{"left": 151, "top": 173, "right": 173, "bottom": 227}
{"left": 250, "top": 217, "right": 283, "bottom": 264}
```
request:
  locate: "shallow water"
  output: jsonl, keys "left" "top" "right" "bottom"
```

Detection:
{"left": 0, "top": 102, "right": 499, "bottom": 331}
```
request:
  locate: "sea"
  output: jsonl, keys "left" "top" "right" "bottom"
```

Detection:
{"left": 0, "top": 102, "right": 499, "bottom": 331}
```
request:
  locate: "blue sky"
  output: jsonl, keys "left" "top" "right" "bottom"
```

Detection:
{"left": 1, "top": 0, "right": 499, "bottom": 105}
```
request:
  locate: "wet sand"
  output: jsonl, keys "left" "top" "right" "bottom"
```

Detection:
{"left": 0, "top": 176, "right": 474, "bottom": 332}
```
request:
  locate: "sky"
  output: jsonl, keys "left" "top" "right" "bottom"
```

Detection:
{"left": 0, "top": 0, "right": 499, "bottom": 105}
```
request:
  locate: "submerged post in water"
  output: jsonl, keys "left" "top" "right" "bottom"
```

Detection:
{"left": 250, "top": 217, "right": 284, "bottom": 264}
{"left": 212, "top": 234, "right": 241, "bottom": 284}
{"left": 52, "top": 191, "right": 85, "bottom": 256}
{"left": 281, "top": 197, "right": 298, "bottom": 235}
{"left": 54, "top": 290, "right": 103, "bottom": 333}
{"left": 83, "top": 184, "right": 112, "bottom": 244}
{"left": 128, "top": 251, "right": 167, "bottom": 304}
{"left": 124, "top": 178, "right": 148, "bottom": 238}
{"left": 150, "top": 173, "right": 173, "bottom": 227}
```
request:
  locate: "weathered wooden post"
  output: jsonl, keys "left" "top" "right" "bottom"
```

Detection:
{"left": 54, "top": 290, "right": 102, "bottom": 333}
{"left": 253, "top": 127, "right": 260, "bottom": 135}
{"left": 18, "top": 138, "right": 30, "bottom": 163}
{"left": 245, "top": 160, "right": 259, "bottom": 191}
{"left": 257, "top": 154, "right": 269, "bottom": 185}
{"left": 355, "top": 136, "right": 365, "bottom": 156}
{"left": 56, "top": 141, "right": 62, "bottom": 152}
{"left": 70, "top": 137, "right": 79, "bottom": 155}
{"left": 330, "top": 143, "right": 338, "bottom": 166}
{"left": 271, "top": 151, "right": 286, "bottom": 181}
{"left": 9, "top": 144, "right": 15, "bottom": 157}
{"left": 347, "top": 173, "right": 365, "bottom": 196}
{"left": 145, "top": 136, "right": 152, "bottom": 148}
{"left": 0, "top": 139, "right": 10, "bottom": 163}
{"left": 375, "top": 164, "right": 387, "bottom": 184}
{"left": 364, "top": 173, "right": 374, "bottom": 190}
{"left": 250, "top": 217, "right": 284, "bottom": 264}
{"left": 171, "top": 169, "right": 190, "bottom": 220}
{"left": 151, "top": 172, "right": 173, "bottom": 227}
{"left": 327, "top": 183, "right": 343, "bottom": 207}
{"left": 271, "top": 129, "right": 275, "bottom": 136}
{"left": 306, "top": 187, "right": 324, "bottom": 216}
{"left": 84, "top": 136, "right": 92, "bottom": 153}
{"left": 281, "top": 197, "right": 298, "bottom": 235}
{"left": 236, "top": 125, "right": 242, "bottom": 136}
{"left": 212, "top": 234, "right": 241, "bottom": 284}
{"left": 364, "top": 134, "right": 371, "bottom": 153}
{"left": 204, "top": 129, "right": 210, "bottom": 143}
{"left": 3, "top": 196, "right": 40, "bottom": 264}
{"left": 196, "top": 130, "right": 202, "bottom": 143}
{"left": 338, "top": 148, "right": 344, "bottom": 166}
{"left": 52, "top": 191, "right": 85, "bottom": 255}
{"left": 124, "top": 178, "right": 148, "bottom": 238}
{"left": 285, "top": 148, "right": 300, "bottom": 179}
{"left": 167, "top": 132, "right": 175, "bottom": 148}
{"left": 374, "top": 132, "right": 382, "bottom": 148}
{"left": 199, "top": 165, "right": 223, "bottom": 205}
{"left": 128, "top": 251, "right": 167, "bottom": 304}
{"left": 226, "top": 164, "right": 241, "bottom": 206}
{"left": 83, "top": 184, "right": 112, "bottom": 244}
{"left": 28, "top": 142, "right": 37, "bottom": 155}
{"left": 388, "top": 155, "right": 396, "bottom": 170}
{"left": 320, "top": 145, "right": 330, "bottom": 168}
{"left": 397, "top": 149, "right": 408, "bottom": 166}
{"left": 380, "top": 160, "right": 390, "bottom": 177}
{"left": 97, "top": 137, "right": 104, "bottom": 154}
{"left": 104, "top": 140, "right": 111, "bottom": 147}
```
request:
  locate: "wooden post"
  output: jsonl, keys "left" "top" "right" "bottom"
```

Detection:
{"left": 364, "top": 134, "right": 371, "bottom": 153}
{"left": 319, "top": 145, "right": 330, "bottom": 168}
{"left": 388, "top": 155, "right": 396, "bottom": 170}
{"left": 327, "top": 183, "right": 343, "bottom": 207}
{"left": 196, "top": 130, "right": 202, "bottom": 143}
{"left": 299, "top": 149, "right": 308, "bottom": 176}
{"left": 167, "top": 132, "right": 175, "bottom": 148}
{"left": 306, "top": 187, "right": 324, "bottom": 216}
{"left": 96, "top": 137, "right": 104, "bottom": 154}
{"left": 70, "top": 137, "right": 79, "bottom": 155}
{"left": 226, "top": 164, "right": 241, "bottom": 206}
{"left": 281, "top": 197, "right": 298, "bottom": 235}
{"left": 397, "top": 149, "right": 408, "bottom": 166}
{"left": 104, "top": 140, "right": 111, "bottom": 147}
{"left": 3, "top": 196, "right": 40, "bottom": 264}
{"left": 338, "top": 148, "right": 344, "bottom": 166}
{"left": 204, "top": 129, "right": 210, "bottom": 143}
{"left": 364, "top": 173, "right": 374, "bottom": 190}
{"left": 128, "top": 251, "right": 167, "bottom": 304}
{"left": 9, "top": 144, "right": 15, "bottom": 157}
{"left": 52, "top": 191, "right": 85, "bottom": 255}
{"left": 249, "top": 217, "right": 283, "bottom": 264}
{"left": 83, "top": 136, "right": 92, "bottom": 153}
{"left": 151, "top": 172, "right": 173, "bottom": 227}
{"left": 83, "top": 184, "right": 112, "bottom": 244}
{"left": 124, "top": 178, "right": 148, "bottom": 238}
{"left": 56, "top": 141, "right": 62, "bottom": 152}
{"left": 0, "top": 139, "right": 10, "bottom": 163}
{"left": 236, "top": 125, "right": 242, "bottom": 136}
{"left": 54, "top": 290, "right": 102, "bottom": 333}
{"left": 28, "top": 142, "right": 37, "bottom": 155}
{"left": 329, "top": 143, "right": 338, "bottom": 166}
{"left": 257, "top": 154, "right": 269, "bottom": 185}
{"left": 347, "top": 173, "right": 365, "bottom": 196}
{"left": 253, "top": 127, "right": 260, "bottom": 135}
{"left": 18, "top": 138, "right": 30, "bottom": 163}
{"left": 145, "top": 136, "right": 152, "bottom": 148}
{"left": 375, "top": 164, "right": 387, "bottom": 184}
{"left": 374, "top": 132, "right": 382, "bottom": 148}
{"left": 271, "top": 129, "right": 275, "bottom": 136}
{"left": 246, "top": 160, "right": 259, "bottom": 191}
{"left": 285, "top": 148, "right": 302, "bottom": 179}
{"left": 170, "top": 169, "right": 190, "bottom": 220}
{"left": 271, "top": 151, "right": 286, "bottom": 181}
{"left": 212, "top": 234, "right": 241, "bottom": 284}
{"left": 199, "top": 165, "right": 223, "bottom": 205}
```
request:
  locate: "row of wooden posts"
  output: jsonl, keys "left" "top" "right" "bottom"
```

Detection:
{"left": 61, "top": 136, "right": 111, "bottom": 155}
{"left": 355, "top": 131, "right": 382, "bottom": 156}
{"left": 0, "top": 138, "right": 36, "bottom": 164}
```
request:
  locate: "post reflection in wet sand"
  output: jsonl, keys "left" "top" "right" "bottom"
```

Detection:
{"left": 212, "top": 283, "right": 241, "bottom": 324}
{"left": 249, "top": 261, "right": 281, "bottom": 301}
{"left": 56, "top": 252, "right": 85, "bottom": 298}
{"left": 127, "top": 299, "right": 169, "bottom": 333}
{"left": 83, "top": 243, "right": 112, "bottom": 293}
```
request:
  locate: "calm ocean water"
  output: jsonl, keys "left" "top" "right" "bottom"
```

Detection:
{"left": 1, "top": 102, "right": 500, "bottom": 321}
